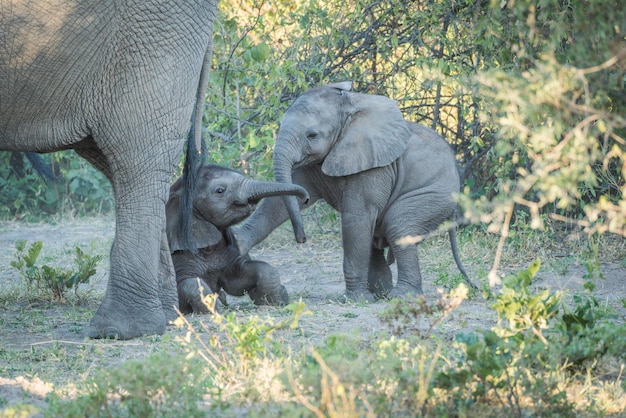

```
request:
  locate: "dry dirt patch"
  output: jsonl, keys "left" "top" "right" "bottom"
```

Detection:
{"left": 0, "top": 217, "right": 625, "bottom": 412}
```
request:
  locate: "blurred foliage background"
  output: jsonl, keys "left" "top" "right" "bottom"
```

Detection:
{"left": 1, "top": 0, "right": 624, "bottom": 236}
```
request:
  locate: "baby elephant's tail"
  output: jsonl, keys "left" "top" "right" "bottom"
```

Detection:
{"left": 448, "top": 227, "right": 479, "bottom": 290}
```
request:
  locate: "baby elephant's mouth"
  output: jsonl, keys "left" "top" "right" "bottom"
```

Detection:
{"left": 233, "top": 199, "right": 258, "bottom": 210}
{"left": 236, "top": 202, "right": 257, "bottom": 215}
{"left": 227, "top": 203, "right": 256, "bottom": 227}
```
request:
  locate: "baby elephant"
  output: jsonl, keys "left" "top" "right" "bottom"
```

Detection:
{"left": 166, "top": 164, "right": 309, "bottom": 313}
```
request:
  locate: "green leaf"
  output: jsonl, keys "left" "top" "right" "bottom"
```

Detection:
{"left": 527, "top": 258, "right": 541, "bottom": 278}
{"left": 250, "top": 43, "right": 270, "bottom": 62}
{"left": 25, "top": 241, "right": 43, "bottom": 267}
{"left": 248, "top": 135, "right": 258, "bottom": 149}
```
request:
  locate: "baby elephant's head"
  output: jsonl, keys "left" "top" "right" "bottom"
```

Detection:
{"left": 166, "top": 164, "right": 308, "bottom": 252}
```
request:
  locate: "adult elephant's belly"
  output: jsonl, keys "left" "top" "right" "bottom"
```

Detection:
{"left": 0, "top": 58, "right": 95, "bottom": 151}
{"left": 0, "top": 1, "right": 107, "bottom": 151}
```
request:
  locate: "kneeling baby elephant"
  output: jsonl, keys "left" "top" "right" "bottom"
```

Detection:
{"left": 166, "top": 164, "right": 309, "bottom": 313}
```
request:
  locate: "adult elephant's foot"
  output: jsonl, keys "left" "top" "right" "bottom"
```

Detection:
{"left": 87, "top": 299, "right": 166, "bottom": 340}
{"left": 388, "top": 285, "right": 424, "bottom": 299}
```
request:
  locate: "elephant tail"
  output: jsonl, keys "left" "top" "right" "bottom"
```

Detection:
{"left": 179, "top": 122, "right": 207, "bottom": 254}
{"left": 448, "top": 227, "right": 478, "bottom": 290}
{"left": 180, "top": 38, "right": 214, "bottom": 253}
{"left": 24, "top": 152, "right": 59, "bottom": 183}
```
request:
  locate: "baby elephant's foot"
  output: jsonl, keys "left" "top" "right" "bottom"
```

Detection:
{"left": 368, "top": 282, "right": 392, "bottom": 300}
{"left": 342, "top": 289, "right": 376, "bottom": 303}
{"left": 244, "top": 261, "right": 289, "bottom": 306}
{"left": 249, "top": 284, "right": 289, "bottom": 306}
{"left": 177, "top": 277, "right": 223, "bottom": 314}
{"left": 388, "top": 285, "right": 424, "bottom": 300}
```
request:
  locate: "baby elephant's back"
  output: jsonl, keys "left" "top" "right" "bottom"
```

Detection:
{"left": 400, "top": 122, "right": 461, "bottom": 195}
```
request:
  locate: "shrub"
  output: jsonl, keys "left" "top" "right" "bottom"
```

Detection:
{"left": 0, "top": 151, "right": 113, "bottom": 220}
{"left": 11, "top": 240, "right": 103, "bottom": 301}
{"left": 45, "top": 352, "right": 208, "bottom": 418}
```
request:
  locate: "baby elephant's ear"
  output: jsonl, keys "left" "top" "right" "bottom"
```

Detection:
{"left": 322, "top": 93, "right": 410, "bottom": 177}
{"left": 165, "top": 190, "right": 222, "bottom": 252}
{"left": 326, "top": 80, "right": 353, "bottom": 91}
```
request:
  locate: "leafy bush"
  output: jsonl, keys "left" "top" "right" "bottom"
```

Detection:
{"left": 379, "top": 285, "right": 468, "bottom": 338}
{"left": 0, "top": 151, "right": 113, "bottom": 220}
{"left": 435, "top": 259, "right": 626, "bottom": 416}
{"left": 11, "top": 240, "right": 103, "bottom": 300}
{"left": 45, "top": 352, "right": 209, "bottom": 418}
{"left": 558, "top": 290, "right": 626, "bottom": 366}
{"left": 436, "top": 261, "right": 572, "bottom": 416}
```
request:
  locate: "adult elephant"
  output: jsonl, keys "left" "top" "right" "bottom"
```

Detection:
{"left": 235, "top": 81, "right": 476, "bottom": 301}
{"left": 0, "top": 0, "right": 218, "bottom": 339}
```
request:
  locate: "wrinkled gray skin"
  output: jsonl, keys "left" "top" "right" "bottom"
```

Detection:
{"left": 0, "top": 0, "right": 218, "bottom": 339}
{"left": 166, "top": 164, "right": 309, "bottom": 313}
{"left": 236, "top": 81, "right": 476, "bottom": 301}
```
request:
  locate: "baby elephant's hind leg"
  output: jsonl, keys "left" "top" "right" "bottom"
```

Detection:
{"left": 388, "top": 244, "right": 424, "bottom": 298}
{"left": 239, "top": 260, "right": 289, "bottom": 306}
{"left": 368, "top": 247, "right": 393, "bottom": 298}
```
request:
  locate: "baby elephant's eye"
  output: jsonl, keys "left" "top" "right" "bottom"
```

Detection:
{"left": 215, "top": 186, "right": 225, "bottom": 194}
{"left": 306, "top": 131, "right": 318, "bottom": 141}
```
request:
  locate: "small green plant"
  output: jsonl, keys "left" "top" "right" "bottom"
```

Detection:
{"left": 175, "top": 297, "right": 312, "bottom": 362}
{"left": 491, "top": 258, "right": 562, "bottom": 342}
{"left": 582, "top": 233, "right": 604, "bottom": 280}
{"left": 11, "top": 240, "right": 103, "bottom": 300}
{"left": 433, "top": 271, "right": 463, "bottom": 291}
{"left": 557, "top": 291, "right": 626, "bottom": 366}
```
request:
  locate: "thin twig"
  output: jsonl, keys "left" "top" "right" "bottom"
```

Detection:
{"left": 489, "top": 203, "right": 514, "bottom": 287}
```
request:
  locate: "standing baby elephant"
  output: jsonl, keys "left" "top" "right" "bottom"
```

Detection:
{"left": 236, "top": 81, "right": 477, "bottom": 301}
{"left": 166, "top": 164, "right": 309, "bottom": 313}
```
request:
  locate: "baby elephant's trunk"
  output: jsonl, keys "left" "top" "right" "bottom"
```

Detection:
{"left": 241, "top": 178, "right": 309, "bottom": 205}
{"left": 273, "top": 151, "right": 307, "bottom": 244}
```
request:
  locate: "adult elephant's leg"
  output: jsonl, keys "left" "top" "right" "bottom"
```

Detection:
{"left": 75, "top": 144, "right": 112, "bottom": 180}
{"left": 367, "top": 247, "right": 393, "bottom": 298}
{"left": 158, "top": 228, "right": 178, "bottom": 321}
{"left": 88, "top": 175, "right": 169, "bottom": 338}
{"left": 78, "top": 143, "right": 179, "bottom": 336}
{"left": 85, "top": 139, "right": 180, "bottom": 339}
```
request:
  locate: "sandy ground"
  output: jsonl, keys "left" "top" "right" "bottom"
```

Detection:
{"left": 0, "top": 217, "right": 624, "bottom": 413}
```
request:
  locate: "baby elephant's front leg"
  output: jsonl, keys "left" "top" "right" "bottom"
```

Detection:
{"left": 222, "top": 258, "right": 288, "bottom": 305}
